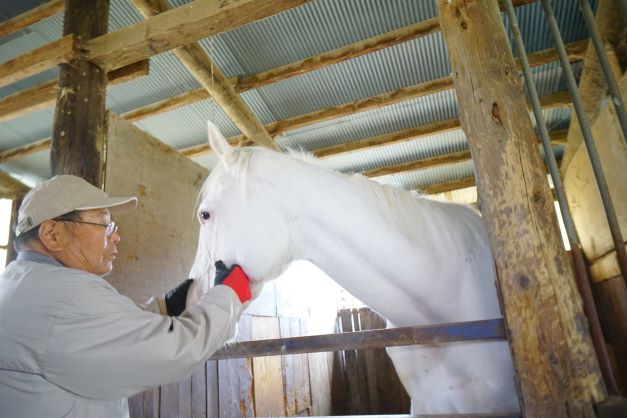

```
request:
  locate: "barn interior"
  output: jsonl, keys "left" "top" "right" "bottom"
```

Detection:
{"left": 1, "top": 0, "right": 626, "bottom": 417}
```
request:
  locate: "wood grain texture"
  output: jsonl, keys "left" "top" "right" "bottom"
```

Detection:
{"left": 438, "top": 0, "right": 605, "bottom": 415}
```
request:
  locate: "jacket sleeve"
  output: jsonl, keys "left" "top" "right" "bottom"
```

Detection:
{"left": 42, "top": 278, "right": 242, "bottom": 400}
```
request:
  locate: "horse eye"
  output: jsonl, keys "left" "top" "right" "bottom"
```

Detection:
{"left": 199, "top": 211, "right": 211, "bottom": 222}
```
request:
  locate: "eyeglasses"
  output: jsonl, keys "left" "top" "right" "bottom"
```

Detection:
{"left": 56, "top": 219, "right": 118, "bottom": 237}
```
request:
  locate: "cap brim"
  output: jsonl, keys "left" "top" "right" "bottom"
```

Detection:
{"left": 75, "top": 197, "right": 138, "bottom": 215}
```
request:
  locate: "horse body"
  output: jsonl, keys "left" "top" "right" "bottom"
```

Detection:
{"left": 191, "top": 123, "right": 519, "bottom": 414}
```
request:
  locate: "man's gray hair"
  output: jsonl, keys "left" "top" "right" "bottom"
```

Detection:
{"left": 13, "top": 210, "right": 82, "bottom": 253}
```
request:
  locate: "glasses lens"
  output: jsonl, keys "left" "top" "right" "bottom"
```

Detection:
{"left": 106, "top": 222, "right": 117, "bottom": 236}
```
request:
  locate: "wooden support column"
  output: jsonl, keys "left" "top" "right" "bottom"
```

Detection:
{"left": 438, "top": 1, "right": 605, "bottom": 416}
{"left": 51, "top": 0, "right": 110, "bottom": 187}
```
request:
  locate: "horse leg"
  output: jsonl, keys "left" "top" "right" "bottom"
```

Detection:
{"left": 386, "top": 341, "right": 520, "bottom": 414}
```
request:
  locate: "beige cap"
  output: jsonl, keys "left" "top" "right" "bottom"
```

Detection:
{"left": 16, "top": 175, "right": 138, "bottom": 237}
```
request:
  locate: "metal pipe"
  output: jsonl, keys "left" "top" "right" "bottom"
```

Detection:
{"left": 618, "top": 0, "right": 627, "bottom": 27}
{"left": 578, "top": 0, "right": 627, "bottom": 146}
{"left": 209, "top": 319, "right": 505, "bottom": 360}
{"left": 571, "top": 243, "right": 620, "bottom": 395}
{"left": 504, "top": 0, "right": 620, "bottom": 395}
{"left": 541, "top": 0, "right": 627, "bottom": 285}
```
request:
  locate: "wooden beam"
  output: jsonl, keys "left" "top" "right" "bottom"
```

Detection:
{"left": 365, "top": 150, "right": 471, "bottom": 178}
{"left": 419, "top": 152, "right": 565, "bottom": 195}
{"left": 0, "top": 80, "right": 57, "bottom": 123}
{"left": 210, "top": 319, "right": 505, "bottom": 360}
{"left": 526, "top": 38, "right": 588, "bottom": 68}
{"left": 84, "top": 0, "right": 311, "bottom": 71}
{"left": 121, "top": 88, "right": 209, "bottom": 122}
{"left": 0, "top": 35, "right": 76, "bottom": 89}
{"left": 117, "top": 38, "right": 586, "bottom": 130}
{"left": 51, "top": 0, "right": 110, "bottom": 186}
{"left": 0, "top": 138, "right": 51, "bottom": 163}
{"left": 236, "top": 17, "right": 440, "bottom": 91}
{"left": 0, "top": 170, "right": 30, "bottom": 199}
{"left": 130, "top": 0, "right": 276, "bottom": 149}
{"left": 180, "top": 36, "right": 584, "bottom": 158}
{"left": 421, "top": 177, "right": 476, "bottom": 195}
{"left": 0, "top": 0, "right": 64, "bottom": 38}
{"left": 269, "top": 77, "right": 454, "bottom": 137}
{"left": 439, "top": 1, "right": 604, "bottom": 415}
{"left": 235, "top": 0, "right": 538, "bottom": 91}
{"left": 0, "top": 60, "right": 149, "bottom": 123}
{"left": 538, "top": 90, "right": 572, "bottom": 108}
{"left": 314, "top": 119, "right": 461, "bottom": 159}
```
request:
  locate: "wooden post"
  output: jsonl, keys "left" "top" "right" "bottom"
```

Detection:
{"left": 437, "top": 1, "right": 606, "bottom": 416}
{"left": 51, "top": 0, "right": 110, "bottom": 186}
{"left": 0, "top": 170, "right": 30, "bottom": 265}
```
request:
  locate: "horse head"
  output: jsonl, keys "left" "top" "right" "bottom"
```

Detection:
{"left": 189, "top": 122, "right": 294, "bottom": 296}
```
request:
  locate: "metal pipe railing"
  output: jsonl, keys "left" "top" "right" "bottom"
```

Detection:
{"left": 540, "top": 0, "right": 627, "bottom": 285}
{"left": 578, "top": 0, "right": 627, "bottom": 146}
{"left": 504, "top": 0, "right": 619, "bottom": 396}
{"left": 618, "top": 0, "right": 627, "bottom": 27}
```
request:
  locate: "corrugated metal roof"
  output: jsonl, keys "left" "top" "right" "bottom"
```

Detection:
{"left": 0, "top": 0, "right": 596, "bottom": 192}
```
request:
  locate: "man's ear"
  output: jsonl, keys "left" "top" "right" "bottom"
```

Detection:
{"left": 38, "top": 220, "right": 66, "bottom": 252}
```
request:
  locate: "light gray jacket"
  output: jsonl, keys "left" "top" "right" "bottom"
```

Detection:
{"left": 0, "top": 251, "right": 242, "bottom": 418}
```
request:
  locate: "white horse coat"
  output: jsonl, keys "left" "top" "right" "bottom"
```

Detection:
{"left": 190, "top": 122, "right": 519, "bottom": 414}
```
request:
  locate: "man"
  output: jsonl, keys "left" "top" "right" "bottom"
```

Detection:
{"left": 0, "top": 175, "right": 252, "bottom": 417}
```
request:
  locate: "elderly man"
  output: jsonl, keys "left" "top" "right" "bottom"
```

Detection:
{"left": 0, "top": 175, "right": 251, "bottom": 418}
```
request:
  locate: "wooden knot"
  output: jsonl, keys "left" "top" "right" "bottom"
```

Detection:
{"left": 491, "top": 102, "right": 502, "bottom": 125}
{"left": 517, "top": 275, "right": 531, "bottom": 289}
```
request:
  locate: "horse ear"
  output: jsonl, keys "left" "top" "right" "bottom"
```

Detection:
{"left": 207, "top": 120, "right": 234, "bottom": 160}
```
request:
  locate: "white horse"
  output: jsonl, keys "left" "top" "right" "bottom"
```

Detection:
{"left": 190, "top": 122, "right": 520, "bottom": 414}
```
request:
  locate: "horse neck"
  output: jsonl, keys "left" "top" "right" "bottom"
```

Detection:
{"left": 274, "top": 167, "right": 436, "bottom": 321}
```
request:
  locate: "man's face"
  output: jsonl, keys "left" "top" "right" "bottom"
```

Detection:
{"left": 61, "top": 208, "right": 120, "bottom": 276}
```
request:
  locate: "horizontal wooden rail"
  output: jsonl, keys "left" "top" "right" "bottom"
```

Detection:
{"left": 303, "top": 415, "right": 520, "bottom": 418}
{"left": 209, "top": 318, "right": 505, "bottom": 360}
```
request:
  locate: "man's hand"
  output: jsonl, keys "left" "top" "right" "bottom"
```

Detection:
{"left": 214, "top": 260, "right": 252, "bottom": 304}
{"left": 164, "top": 279, "right": 194, "bottom": 316}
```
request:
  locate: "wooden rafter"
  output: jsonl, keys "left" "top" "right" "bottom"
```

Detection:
{"left": 130, "top": 0, "right": 276, "bottom": 149}
{"left": 0, "top": 35, "right": 76, "bottom": 89}
{"left": 0, "top": 25, "right": 585, "bottom": 125}
{"left": 314, "top": 119, "right": 462, "bottom": 159}
{"left": 0, "top": 60, "right": 149, "bottom": 123}
{"left": 131, "top": 39, "right": 587, "bottom": 125}
{"left": 420, "top": 177, "right": 477, "bottom": 195}
{"left": 0, "top": 0, "right": 586, "bottom": 122}
{"left": 0, "top": 89, "right": 571, "bottom": 166}
{"left": 182, "top": 87, "right": 572, "bottom": 158}
{"left": 0, "top": 0, "right": 64, "bottom": 38}
{"left": 365, "top": 131, "right": 567, "bottom": 180}
{"left": 0, "top": 170, "right": 30, "bottom": 199}
{"left": 84, "top": 0, "right": 311, "bottom": 71}
{"left": 365, "top": 150, "right": 472, "bottom": 178}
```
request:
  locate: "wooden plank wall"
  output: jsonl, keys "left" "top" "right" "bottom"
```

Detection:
{"left": 332, "top": 308, "right": 410, "bottom": 415}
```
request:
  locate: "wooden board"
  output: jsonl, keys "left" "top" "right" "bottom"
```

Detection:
{"left": 564, "top": 73, "right": 627, "bottom": 265}
{"left": 103, "top": 112, "right": 208, "bottom": 303}
{"left": 218, "top": 314, "right": 254, "bottom": 417}
{"left": 251, "top": 315, "right": 285, "bottom": 417}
